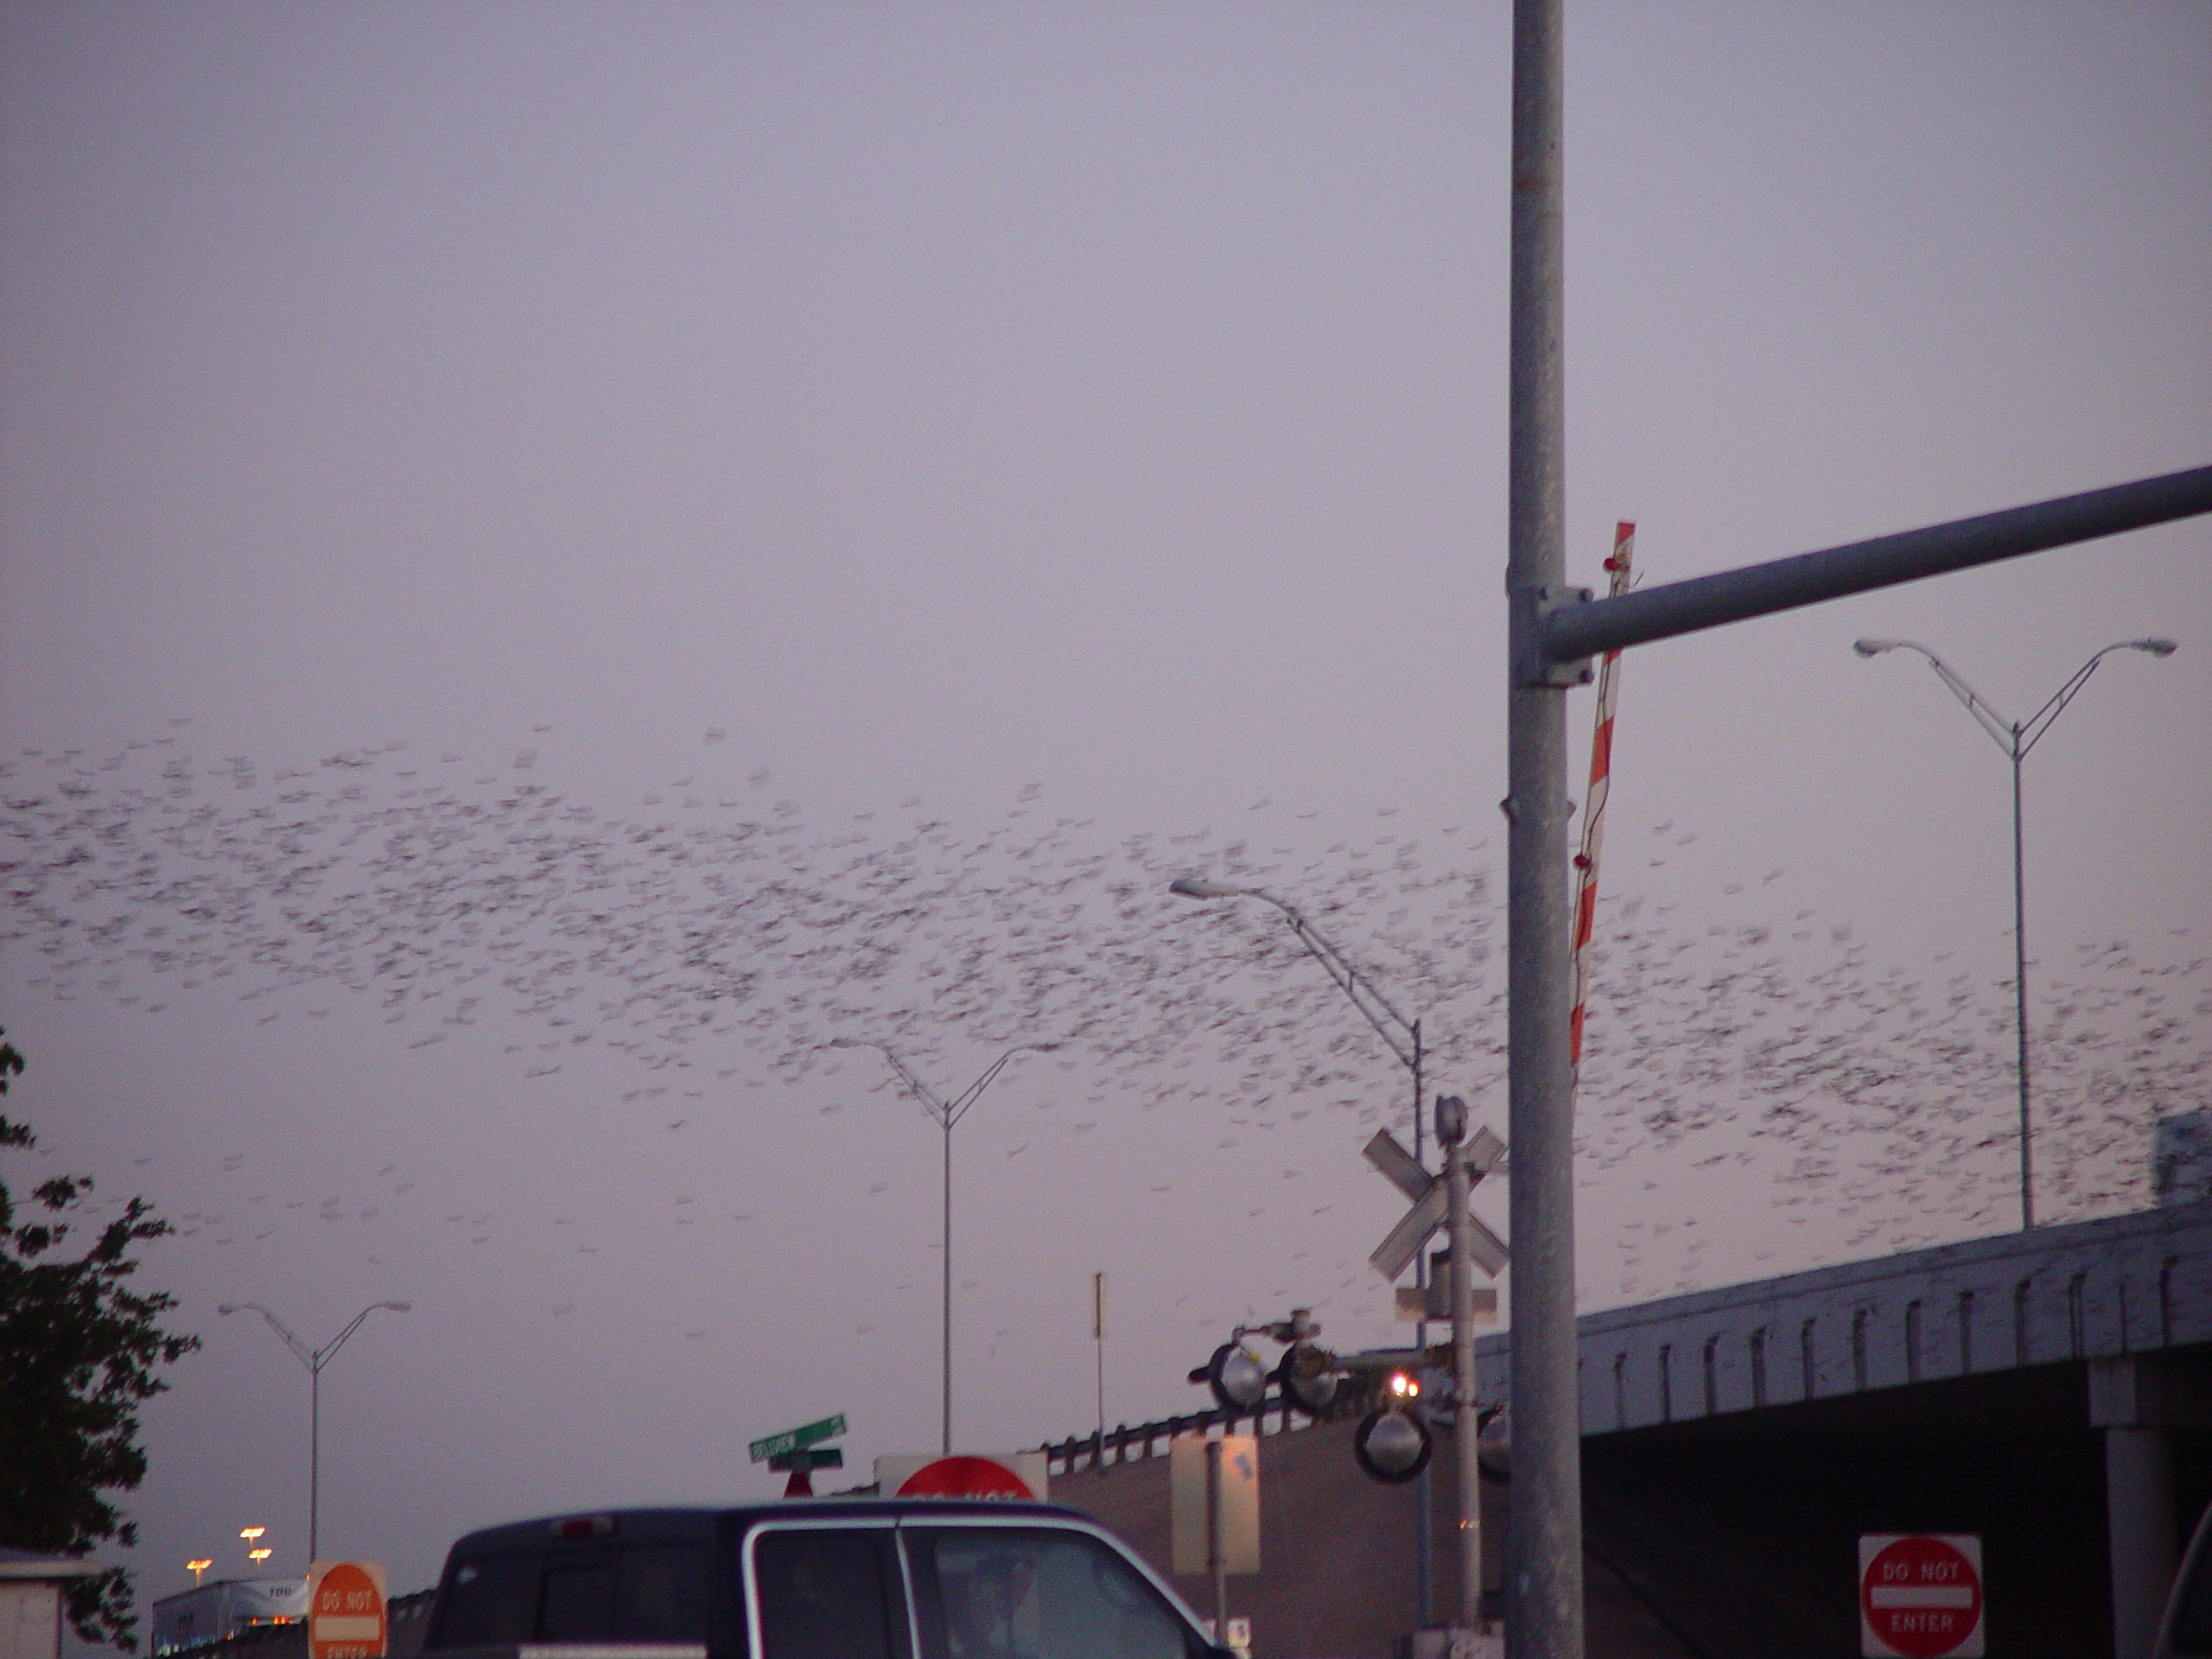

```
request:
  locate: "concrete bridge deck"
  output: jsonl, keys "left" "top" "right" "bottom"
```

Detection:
{"left": 1047, "top": 1198, "right": 2212, "bottom": 1657}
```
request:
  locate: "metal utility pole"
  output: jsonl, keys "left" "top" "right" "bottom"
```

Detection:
{"left": 1497, "top": 3, "right": 2209, "bottom": 1653}
{"left": 1094, "top": 1270, "right": 1108, "bottom": 1445}
{"left": 1503, "top": 0, "right": 1581, "bottom": 1653}
{"left": 1852, "top": 636, "right": 2177, "bottom": 1230}
{"left": 828, "top": 1037, "right": 1057, "bottom": 1455}
{"left": 219, "top": 1300, "right": 410, "bottom": 1563}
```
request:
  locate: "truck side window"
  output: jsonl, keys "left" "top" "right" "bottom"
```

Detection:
{"left": 618, "top": 1545, "right": 709, "bottom": 1643}
{"left": 540, "top": 1562, "right": 617, "bottom": 1641}
{"left": 908, "top": 1531, "right": 1195, "bottom": 1659}
{"left": 753, "top": 1529, "right": 900, "bottom": 1659}
{"left": 435, "top": 1558, "right": 539, "bottom": 1648}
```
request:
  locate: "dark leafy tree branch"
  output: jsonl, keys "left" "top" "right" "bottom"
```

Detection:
{"left": 0, "top": 1032, "right": 200, "bottom": 1651}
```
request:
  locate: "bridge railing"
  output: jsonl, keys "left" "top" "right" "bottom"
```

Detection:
{"left": 1037, "top": 1386, "right": 1341, "bottom": 1480}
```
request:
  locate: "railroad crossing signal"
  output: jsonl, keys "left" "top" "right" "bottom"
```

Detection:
{"left": 1363, "top": 1125, "right": 1508, "bottom": 1283}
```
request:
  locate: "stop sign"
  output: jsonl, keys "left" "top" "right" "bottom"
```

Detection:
{"left": 893, "top": 1455, "right": 1038, "bottom": 1499}
{"left": 1859, "top": 1534, "right": 1983, "bottom": 1658}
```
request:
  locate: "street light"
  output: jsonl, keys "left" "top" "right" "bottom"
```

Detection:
{"left": 1168, "top": 875, "right": 1459, "bottom": 1630}
{"left": 1166, "top": 877, "right": 1424, "bottom": 1085}
{"left": 187, "top": 1559, "right": 213, "bottom": 1586}
{"left": 219, "top": 1301, "right": 410, "bottom": 1562}
{"left": 1853, "top": 635, "right": 2177, "bottom": 1228}
{"left": 826, "top": 1037, "right": 1058, "bottom": 1456}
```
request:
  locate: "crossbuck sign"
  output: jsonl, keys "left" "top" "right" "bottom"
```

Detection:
{"left": 1365, "top": 1125, "right": 1509, "bottom": 1282}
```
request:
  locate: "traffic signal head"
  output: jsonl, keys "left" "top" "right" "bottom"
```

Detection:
{"left": 1272, "top": 1343, "right": 1342, "bottom": 1417}
{"left": 1194, "top": 1341, "right": 1268, "bottom": 1414}
{"left": 1478, "top": 1404, "right": 1510, "bottom": 1481}
{"left": 1352, "top": 1406, "right": 1432, "bottom": 1484}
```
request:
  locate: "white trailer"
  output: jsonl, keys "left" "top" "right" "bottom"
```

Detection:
{"left": 152, "top": 1580, "right": 308, "bottom": 1656}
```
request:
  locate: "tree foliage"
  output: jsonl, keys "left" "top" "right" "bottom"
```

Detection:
{"left": 0, "top": 1032, "right": 199, "bottom": 1651}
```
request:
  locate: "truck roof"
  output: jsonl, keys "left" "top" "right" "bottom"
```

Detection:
{"left": 442, "top": 1500, "right": 1097, "bottom": 1558}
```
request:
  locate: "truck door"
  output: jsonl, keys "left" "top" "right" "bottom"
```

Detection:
{"left": 742, "top": 1523, "right": 912, "bottom": 1659}
{"left": 899, "top": 1525, "right": 1215, "bottom": 1659}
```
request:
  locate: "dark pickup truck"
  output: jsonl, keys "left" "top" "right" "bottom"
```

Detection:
{"left": 2162, "top": 1503, "right": 2212, "bottom": 1659}
{"left": 418, "top": 1501, "right": 1232, "bottom": 1659}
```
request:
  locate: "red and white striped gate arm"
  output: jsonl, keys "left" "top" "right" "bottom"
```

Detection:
{"left": 1569, "top": 521, "right": 1636, "bottom": 1077}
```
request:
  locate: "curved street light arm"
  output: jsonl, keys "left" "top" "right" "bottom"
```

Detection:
{"left": 828, "top": 1036, "right": 1056, "bottom": 1128}
{"left": 1885, "top": 640, "right": 2017, "bottom": 753}
{"left": 1276, "top": 907, "right": 1420, "bottom": 1073}
{"left": 223, "top": 1301, "right": 316, "bottom": 1372}
{"left": 944, "top": 1043, "right": 1057, "bottom": 1129}
{"left": 2015, "top": 640, "right": 2171, "bottom": 758}
{"left": 319, "top": 1301, "right": 409, "bottom": 1369}
{"left": 829, "top": 1037, "right": 952, "bottom": 1125}
{"left": 1172, "top": 878, "right": 1419, "bottom": 1071}
{"left": 1860, "top": 636, "right": 2176, "bottom": 760}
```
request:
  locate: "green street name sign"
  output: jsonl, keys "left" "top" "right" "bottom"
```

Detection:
{"left": 748, "top": 1413, "right": 848, "bottom": 1465}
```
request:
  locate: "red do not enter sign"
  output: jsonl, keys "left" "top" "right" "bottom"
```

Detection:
{"left": 1859, "top": 1534, "right": 1983, "bottom": 1658}
{"left": 894, "top": 1455, "right": 1038, "bottom": 1500}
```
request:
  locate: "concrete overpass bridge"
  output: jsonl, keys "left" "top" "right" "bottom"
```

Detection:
{"left": 1050, "top": 1197, "right": 2212, "bottom": 1658}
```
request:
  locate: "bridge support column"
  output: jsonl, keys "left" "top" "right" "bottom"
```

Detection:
{"left": 2105, "top": 1426, "right": 2177, "bottom": 1659}
{"left": 2090, "top": 1357, "right": 2196, "bottom": 1659}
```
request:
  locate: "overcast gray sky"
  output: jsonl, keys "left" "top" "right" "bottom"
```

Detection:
{"left": 3, "top": 0, "right": 2208, "bottom": 1622}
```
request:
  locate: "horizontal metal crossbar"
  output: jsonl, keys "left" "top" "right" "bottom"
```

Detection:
{"left": 1541, "top": 464, "right": 2212, "bottom": 664}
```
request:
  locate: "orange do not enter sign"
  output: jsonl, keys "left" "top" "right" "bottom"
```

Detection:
{"left": 1859, "top": 1535, "right": 1983, "bottom": 1659}
{"left": 309, "top": 1560, "right": 388, "bottom": 1659}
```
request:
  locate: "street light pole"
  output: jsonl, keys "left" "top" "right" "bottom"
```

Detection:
{"left": 218, "top": 1300, "right": 410, "bottom": 1563}
{"left": 828, "top": 1037, "right": 1056, "bottom": 1456}
{"left": 1853, "top": 636, "right": 2177, "bottom": 1229}
{"left": 1168, "top": 876, "right": 1454, "bottom": 1630}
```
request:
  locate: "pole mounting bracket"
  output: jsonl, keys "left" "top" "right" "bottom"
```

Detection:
{"left": 1510, "top": 583, "right": 1595, "bottom": 688}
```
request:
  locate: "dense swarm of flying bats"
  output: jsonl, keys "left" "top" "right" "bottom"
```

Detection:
{"left": 2, "top": 728, "right": 2204, "bottom": 1270}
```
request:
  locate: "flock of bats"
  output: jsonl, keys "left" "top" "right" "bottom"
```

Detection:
{"left": 3, "top": 725, "right": 2203, "bottom": 1295}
